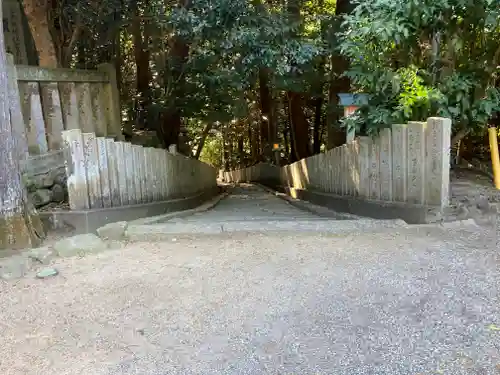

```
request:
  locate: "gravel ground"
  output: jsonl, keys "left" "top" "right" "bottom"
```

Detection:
{"left": 0, "top": 225, "right": 498, "bottom": 375}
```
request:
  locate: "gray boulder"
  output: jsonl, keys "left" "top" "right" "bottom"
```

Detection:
{"left": 53, "top": 234, "right": 108, "bottom": 257}
{"left": 97, "top": 221, "right": 128, "bottom": 241}
{"left": 51, "top": 183, "right": 66, "bottom": 202}
{"left": 0, "top": 255, "right": 32, "bottom": 280}
{"left": 26, "top": 246, "right": 55, "bottom": 265}
{"left": 30, "top": 189, "right": 52, "bottom": 207}
{"left": 32, "top": 173, "right": 55, "bottom": 188}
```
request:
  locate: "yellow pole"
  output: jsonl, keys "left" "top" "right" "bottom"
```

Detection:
{"left": 488, "top": 126, "right": 500, "bottom": 189}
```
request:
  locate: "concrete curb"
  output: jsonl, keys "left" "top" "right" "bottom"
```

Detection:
{"left": 39, "top": 187, "right": 221, "bottom": 235}
{"left": 128, "top": 189, "right": 230, "bottom": 225}
{"left": 124, "top": 218, "right": 409, "bottom": 242}
{"left": 253, "top": 183, "right": 364, "bottom": 221}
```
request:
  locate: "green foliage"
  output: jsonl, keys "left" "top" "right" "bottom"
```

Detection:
{"left": 338, "top": 0, "right": 500, "bottom": 135}
{"left": 199, "top": 135, "right": 223, "bottom": 168}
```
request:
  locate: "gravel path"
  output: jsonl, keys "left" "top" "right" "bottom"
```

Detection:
{"left": 0, "top": 223, "right": 498, "bottom": 374}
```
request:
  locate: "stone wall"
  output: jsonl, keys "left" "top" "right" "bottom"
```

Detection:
{"left": 21, "top": 150, "right": 68, "bottom": 208}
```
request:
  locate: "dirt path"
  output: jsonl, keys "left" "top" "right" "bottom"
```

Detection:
{"left": 0, "top": 223, "right": 498, "bottom": 375}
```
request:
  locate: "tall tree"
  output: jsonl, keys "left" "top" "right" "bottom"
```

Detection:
{"left": 22, "top": 0, "right": 58, "bottom": 67}
{"left": 0, "top": 0, "right": 45, "bottom": 250}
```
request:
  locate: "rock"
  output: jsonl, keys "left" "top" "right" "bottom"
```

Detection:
{"left": 52, "top": 168, "right": 67, "bottom": 186}
{"left": 32, "top": 173, "right": 54, "bottom": 188}
{"left": 456, "top": 205, "right": 470, "bottom": 220}
{"left": 0, "top": 255, "right": 32, "bottom": 280}
{"left": 23, "top": 176, "right": 38, "bottom": 193}
{"left": 30, "top": 189, "right": 52, "bottom": 208}
{"left": 97, "top": 221, "right": 128, "bottom": 241}
{"left": 26, "top": 246, "right": 55, "bottom": 265}
{"left": 51, "top": 184, "right": 66, "bottom": 202}
{"left": 36, "top": 267, "right": 59, "bottom": 279}
{"left": 53, "top": 234, "right": 108, "bottom": 257}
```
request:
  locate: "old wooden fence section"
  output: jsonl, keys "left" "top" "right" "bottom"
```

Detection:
{"left": 7, "top": 53, "right": 217, "bottom": 211}
{"left": 61, "top": 129, "right": 216, "bottom": 210}
{"left": 223, "top": 117, "right": 451, "bottom": 208}
{"left": 7, "top": 54, "right": 122, "bottom": 158}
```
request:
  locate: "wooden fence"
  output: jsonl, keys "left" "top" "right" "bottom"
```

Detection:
{"left": 224, "top": 117, "right": 452, "bottom": 208}
{"left": 61, "top": 129, "right": 217, "bottom": 210}
{"left": 7, "top": 53, "right": 123, "bottom": 160}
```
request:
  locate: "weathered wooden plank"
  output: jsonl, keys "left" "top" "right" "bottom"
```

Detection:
{"left": 40, "top": 82, "right": 65, "bottom": 150}
{"left": 19, "top": 81, "right": 48, "bottom": 154}
{"left": 82, "top": 132, "right": 103, "bottom": 209}
{"left": 76, "top": 83, "right": 94, "bottom": 133}
{"left": 90, "top": 83, "right": 107, "bottom": 137}
{"left": 379, "top": 128, "right": 393, "bottom": 201}
{"left": 407, "top": 121, "right": 426, "bottom": 204}
{"left": 58, "top": 82, "right": 79, "bottom": 130}
{"left": 16, "top": 65, "right": 109, "bottom": 83}
{"left": 97, "top": 64, "right": 123, "bottom": 140}
{"left": 391, "top": 124, "right": 408, "bottom": 202}
{"left": 6, "top": 53, "right": 28, "bottom": 161}
{"left": 61, "top": 129, "right": 89, "bottom": 210}
{"left": 96, "top": 137, "right": 112, "bottom": 208}
{"left": 425, "top": 117, "right": 451, "bottom": 207}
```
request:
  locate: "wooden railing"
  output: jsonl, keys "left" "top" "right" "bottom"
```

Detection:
{"left": 7, "top": 53, "right": 123, "bottom": 159}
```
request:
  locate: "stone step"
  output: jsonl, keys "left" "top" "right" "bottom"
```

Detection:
{"left": 125, "top": 219, "right": 408, "bottom": 242}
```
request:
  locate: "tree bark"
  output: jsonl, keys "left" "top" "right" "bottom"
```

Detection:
{"left": 194, "top": 122, "right": 213, "bottom": 159}
{"left": 22, "top": 0, "right": 58, "bottom": 67}
{"left": 158, "top": 0, "right": 191, "bottom": 149}
{"left": 258, "top": 68, "right": 275, "bottom": 158}
{"left": 0, "top": 1, "right": 45, "bottom": 250}
{"left": 131, "top": 5, "right": 152, "bottom": 130}
{"left": 326, "top": 0, "right": 354, "bottom": 149}
{"left": 286, "top": 0, "right": 310, "bottom": 160}
{"left": 313, "top": 97, "right": 323, "bottom": 154}
{"left": 288, "top": 92, "right": 311, "bottom": 160}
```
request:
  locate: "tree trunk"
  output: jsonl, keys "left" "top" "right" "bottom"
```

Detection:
{"left": 286, "top": 0, "right": 310, "bottom": 160}
{"left": 258, "top": 68, "right": 275, "bottom": 158}
{"left": 194, "top": 122, "right": 213, "bottom": 159}
{"left": 288, "top": 92, "right": 311, "bottom": 160}
{"left": 313, "top": 98, "right": 323, "bottom": 154}
{"left": 158, "top": 0, "right": 191, "bottom": 149}
{"left": 326, "top": 0, "right": 353, "bottom": 149}
{"left": 0, "top": 1, "right": 45, "bottom": 250}
{"left": 132, "top": 7, "right": 152, "bottom": 130}
{"left": 22, "top": 0, "right": 58, "bottom": 67}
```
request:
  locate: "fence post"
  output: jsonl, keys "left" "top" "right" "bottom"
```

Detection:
{"left": 59, "top": 82, "right": 80, "bottom": 130}
{"left": 96, "top": 137, "right": 112, "bottom": 208}
{"left": 82, "top": 132, "right": 103, "bottom": 208}
{"left": 115, "top": 141, "right": 129, "bottom": 205}
{"left": 132, "top": 145, "right": 144, "bottom": 203}
{"left": 123, "top": 142, "right": 136, "bottom": 204}
{"left": 379, "top": 128, "right": 393, "bottom": 201}
{"left": 369, "top": 137, "right": 381, "bottom": 200}
{"left": 19, "top": 81, "right": 48, "bottom": 154}
{"left": 40, "top": 82, "right": 65, "bottom": 150}
{"left": 106, "top": 138, "right": 121, "bottom": 207}
{"left": 407, "top": 121, "right": 426, "bottom": 204}
{"left": 425, "top": 117, "right": 451, "bottom": 207}
{"left": 61, "top": 129, "right": 89, "bottom": 210}
{"left": 90, "top": 84, "right": 107, "bottom": 137}
{"left": 357, "top": 137, "right": 371, "bottom": 199}
{"left": 97, "top": 63, "right": 123, "bottom": 141}
{"left": 6, "top": 53, "right": 28, "bottom": 162}
{"left": 391, "top": 124, "right": 408, "bottom": 203}
{"left": 76, "top": 83, "right": 95, "bottom": 133}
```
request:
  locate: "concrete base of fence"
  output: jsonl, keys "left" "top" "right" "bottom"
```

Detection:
{"left": 279, "top": 187, "right": 442, "bottom": 224}
{"left": 39, "top": 187, "right": 220, "bottom": 235}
